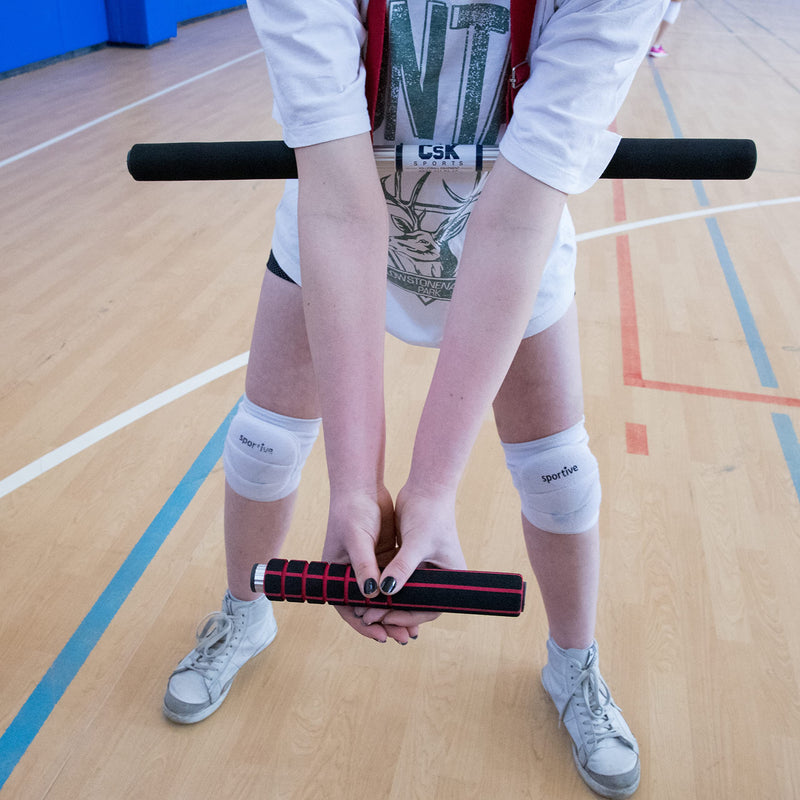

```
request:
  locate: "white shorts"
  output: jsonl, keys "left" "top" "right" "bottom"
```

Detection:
{"left": 270, "top": 180, "right": 578, "bottom": 348}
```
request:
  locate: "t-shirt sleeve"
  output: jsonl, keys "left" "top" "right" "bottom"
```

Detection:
{"left": 499, "top": 0, "right": 668, "bottom": 194}
{"left": 247, "top": 0, "right": 372, "bottom": 147}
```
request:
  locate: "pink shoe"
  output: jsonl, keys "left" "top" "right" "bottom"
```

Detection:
{"left": 648, "top": 45, "right": 668, "bottom": 58}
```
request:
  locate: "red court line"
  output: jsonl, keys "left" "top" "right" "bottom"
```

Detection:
{"left": 614, "top": 212, "right": 800, "bottom": 409}
{"left": 612, "top": 176, "right": 627, "bottom": 223}
{"left": 608, "top": 126, "right": 626, "bottom": 223}
{"left": 626, "top": 422, "right": 649, "bottom": 455}
{"left": 632, "top": 378, "right": 800, "bottom": 408}
{"left": 616, "top": 234, "right": 644, "bottom": 384}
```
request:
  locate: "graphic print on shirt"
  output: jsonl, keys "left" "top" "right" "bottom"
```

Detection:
{"left": 374, "top": 0, "right": 511, "bottom": 305}
{"left": 382, "top": 171, "right": 482, "bottom": 303}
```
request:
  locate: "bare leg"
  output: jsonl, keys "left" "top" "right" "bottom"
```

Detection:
{"left": 225, "top": 486, "right": 299, "bottom": 601}
{"left": 522, "top": 520, "right": 598, "bottom": 650}
{"left": 493, "top": 301, "right": 598, "bottom": 650}
{"left": 652, "top": 18, "right": 670, "bottom": 46}
{"left": 225, "top": 270, "right": 320, "bottom": 601}
{"left": 496, "top": 304, "right": 640, "bottom": 796}
{"left": 651, "top": 0, "right": 681, "bottom": 50}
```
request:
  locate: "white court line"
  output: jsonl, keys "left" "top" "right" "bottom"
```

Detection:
{"left": 0, "top": 353, "right": 249, "bottom": 499}
{"left": 576, "top": 195, "right": 800, "bottom": 241}
{"left": 0, "top": 50, "right": 262, "bottom": 170}
{"left": 3, "top": 193, "right": 799, "bottom": 499}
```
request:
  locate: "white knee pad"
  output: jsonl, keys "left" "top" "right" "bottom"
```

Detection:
{"left": 501, "top": 419, "right": 601, "bottom": 534}
{"left": 223, "top": 396, "right": 321, "bottom": 502}
{"left": 663, "top": 0, "right": 681, "bottom": 24}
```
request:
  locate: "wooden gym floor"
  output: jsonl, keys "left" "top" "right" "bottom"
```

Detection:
{"left": 1, "top": 2, "right": 799, "bottom": 797}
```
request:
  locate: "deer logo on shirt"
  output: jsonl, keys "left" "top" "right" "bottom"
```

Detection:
{"left": 382, "top": 171, "right": 482, "bottom": 303}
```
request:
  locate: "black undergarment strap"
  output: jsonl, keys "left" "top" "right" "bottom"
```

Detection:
{"left": 267, "top": 251, "right": 297, "bottom": 285}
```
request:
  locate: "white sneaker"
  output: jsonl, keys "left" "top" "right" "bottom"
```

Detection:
{"left": 163, "top": 592, "right": 277, "bottom": 724}
{"left": 541, "top": 638, "right": 640, "bottom": 799}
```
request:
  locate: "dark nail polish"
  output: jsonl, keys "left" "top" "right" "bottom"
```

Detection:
{"left": 410, "top": 634, "right": 418, "bottom": 640}
{"left": 363, "top": 578, "right": 377, "bottom": 595}
{"left": 381, "top": 576, "right": 397, "bottom": 594}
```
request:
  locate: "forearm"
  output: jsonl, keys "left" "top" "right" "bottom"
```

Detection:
{"left": 407, "top": 157, "right": 567, "bottom": 493}
{"left": 296, "top": 134, "right": 389, "bottom": 494}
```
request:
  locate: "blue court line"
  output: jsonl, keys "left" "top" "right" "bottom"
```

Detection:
{"left": 773, "top": 414, "right": 800, "bottom": 503}
{"left": 704, "top": 217, "right": 779, "bottom": 388}
{"left": 0, "top": 402, "right": 238, "bottom": 791}
{"left": 649, "top": 60, "right": 778, "bottom": 387}
{"left": 649, "top": 62, "right": 799, "bottom": 509}
{"left": 648, "top": 62, "right": 709, "bottom": 206}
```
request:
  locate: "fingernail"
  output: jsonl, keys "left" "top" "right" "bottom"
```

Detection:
{"left": 380, "top": 576, "right": 397, "bottom": 594}
{"left": 363, "top": 578, "right": 377, "bottom": 595}
{"left": 410, "top": 634, "right": 418, "bottom": 640}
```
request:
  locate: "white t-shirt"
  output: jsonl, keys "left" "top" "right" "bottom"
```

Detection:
{"left": 247, "top": 0, "right": 665, "bottom": 347}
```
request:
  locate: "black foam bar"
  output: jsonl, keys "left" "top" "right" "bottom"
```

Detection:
{"left": 251, "top": 558, "right": 527, "bottom": 617}
{"left": 127, "top": 138, "right": 756, "bottom": 182}
{"left": 127, "top": 140, "right": 298, "bottom": 181}
{"left": 606, "top": 137, "right": 756, "bottom": 180}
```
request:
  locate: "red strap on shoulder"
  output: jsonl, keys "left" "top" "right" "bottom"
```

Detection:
{"left": 507, "top": 0, "right": 536, "bottom": 120}
{"left": 365, "top": 0, "right": 387, "bottom": 131}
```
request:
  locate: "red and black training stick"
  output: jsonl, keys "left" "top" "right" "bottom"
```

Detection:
{"left": 251, "top": 558, "right": 527, "bottom": 617}
{"left": 127, "top": 138, "right": 757, "bottom": 182}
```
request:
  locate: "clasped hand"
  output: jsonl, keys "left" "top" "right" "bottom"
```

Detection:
{"left": 321, "top": 483, "right": 466, "bottom": 644}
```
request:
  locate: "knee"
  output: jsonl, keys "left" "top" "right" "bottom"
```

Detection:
{"left": 501, "top": 419, "right": 601, "bottom": 534}
{"left": 223, "top": 396, "right": 321, "bottom": 502}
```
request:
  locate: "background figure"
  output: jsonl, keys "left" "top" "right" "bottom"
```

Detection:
{"left": 650, "top": 0, "right": 682, "bottom": 57}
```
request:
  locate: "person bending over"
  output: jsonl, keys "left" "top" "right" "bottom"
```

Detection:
{"left": 164, "top": 2, "right": 666, "bottom": 797}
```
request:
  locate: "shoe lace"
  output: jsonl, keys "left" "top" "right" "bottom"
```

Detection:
{"left": 561, "top": 654, "right": 621, "bottom": 748}
{"left": 189, "top": 612, "right": 233, "bottom": 675}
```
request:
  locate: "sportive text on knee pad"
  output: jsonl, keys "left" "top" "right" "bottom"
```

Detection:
{"left": 223, "top": 396, "right": 320, "bottom": 502}
{"left": 223, "top": 396, "right": 321, "bottom": 502}
{"left": 501, "top": 419, "right": 601, "bottom": 534}
{"left": 501, "top": 420, "right": 601, "bottom": 534}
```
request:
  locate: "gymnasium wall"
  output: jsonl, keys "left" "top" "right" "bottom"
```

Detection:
{"left": 0, "top": 1, "right": 245, "bottom": 75}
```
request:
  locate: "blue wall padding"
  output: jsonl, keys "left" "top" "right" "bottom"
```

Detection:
{"left": 1, "top": 1, "right": 109, "bottom": 73}
{"left": 175, "top": 0, "right": 243, "bottom": 21}
{"left": 106, "top": 0, "right": 178, "bottom": 47}
{"left": 1, "top": 1, "right": 243, "bottom": 74}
